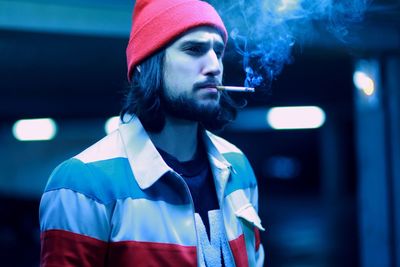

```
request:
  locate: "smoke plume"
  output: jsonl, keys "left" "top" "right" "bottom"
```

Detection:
{"left": 209, "top": 0, "right": 372, "bottom": 90}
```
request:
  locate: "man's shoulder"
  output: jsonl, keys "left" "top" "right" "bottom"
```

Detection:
{"left": 206, "top": 131, "right": 257, "bottom": 190}
{"left": 206, "top": 131, "right": 253, "bottom": 174}
{"left": 44, "top": 130, "right": 138, "bottom": 204}
{"left": 74, "top": 130, "right": 126, "bottom": 164}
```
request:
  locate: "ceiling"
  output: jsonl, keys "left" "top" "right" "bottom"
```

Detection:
{"left": 0, "top": 0, "right": 399, "bottom": 122}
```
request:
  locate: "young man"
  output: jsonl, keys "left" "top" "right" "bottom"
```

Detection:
{"left": 39, "top": 0, "right": 265, "bottom": 266}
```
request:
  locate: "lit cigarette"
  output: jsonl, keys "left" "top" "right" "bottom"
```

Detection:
{"left": 216, "top": 86, "right": 255, "bottom": 93}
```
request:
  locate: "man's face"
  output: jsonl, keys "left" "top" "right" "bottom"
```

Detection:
{"left": 162, "top": 26, "right": 225, "bottom": 123}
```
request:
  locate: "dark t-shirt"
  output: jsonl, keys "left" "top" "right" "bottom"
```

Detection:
{"left": 157, "top": 144, "right": 219, "bottom": 238}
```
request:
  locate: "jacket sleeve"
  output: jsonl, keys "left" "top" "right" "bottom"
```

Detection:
{"left": 256, "top": 242, "right": 265, "bottom": 267}
{"left": 228, "top": 151, "right": 265, "bottom": 267}
{"left": 245, "top": 155, "right": 265, "bottom": 267}
{"left": 39, "top": 159, "right": 112, "bottom": 267}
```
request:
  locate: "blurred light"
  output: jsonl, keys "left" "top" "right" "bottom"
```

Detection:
{"left": 12, "top": 118, "right": 57, "bottom": 141}
{"left": 267, "top": 106, "right": 326, "bottom": 130}
{"left": 277, "top": 0, "right": 300, "bottom": 12}
{"left": 353, "top": 71, "right": 375, "bottom": 96}
{"left": 105, "top": 116, "right": 120, "bottom": 134}
{"left": 263, "top": 156, "right": 301, "bottom": 179}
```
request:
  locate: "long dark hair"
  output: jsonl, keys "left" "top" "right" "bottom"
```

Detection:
{"left": 120, "top": 49, "right": 243, "bottom": 133}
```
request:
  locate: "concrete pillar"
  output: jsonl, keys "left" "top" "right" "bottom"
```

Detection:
{"left": 355, "top": 57, "right": 400, "bottom": 267}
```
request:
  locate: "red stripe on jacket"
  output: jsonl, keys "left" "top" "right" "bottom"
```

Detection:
{"left": 108, "top": 240, "right": 197, "bottom": 266}
{"left": 255, "top": 227, "right": 261, "bottom": 251}
{"left": 229, "top": 234, "right": 249, "bottom": 267}
{"left": 40, "top": 229, "right": 197, "bottom": 267}
{"left": 40, "top": 229, "right": 108, "bottom": 267}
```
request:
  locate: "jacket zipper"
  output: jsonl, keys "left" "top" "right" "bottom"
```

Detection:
{"left": 218, "top": 168, "right": 236, "bottom": 266}
{"left": 172, "top": 171, "right": 200, "bottom": 266}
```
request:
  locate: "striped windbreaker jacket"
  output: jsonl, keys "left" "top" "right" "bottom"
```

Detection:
{"left": 39, "top": 116, "right": 265, "bottom": 267}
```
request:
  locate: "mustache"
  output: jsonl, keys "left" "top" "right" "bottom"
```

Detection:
{"left": 193, "top": 78, "right": 222, "bottom": 90}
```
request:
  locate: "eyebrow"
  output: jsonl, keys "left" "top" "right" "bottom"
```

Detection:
{"left": 179, "top": 40, "right": 225, "bottom": 50}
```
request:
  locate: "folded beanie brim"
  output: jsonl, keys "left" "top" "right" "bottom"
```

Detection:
{"left": 126, "top": 0, "right": 227, "bottom": 81}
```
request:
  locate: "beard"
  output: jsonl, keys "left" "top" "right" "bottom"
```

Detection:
{"left": 161, "top": 89, "right": 221, "bottom": 127}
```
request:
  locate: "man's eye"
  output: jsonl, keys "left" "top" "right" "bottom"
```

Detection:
{"left": 185, "top": 46, "right": 205, "bottom": 55}
{"left": 215, "top": 49, "right": 223, "bottom": 58}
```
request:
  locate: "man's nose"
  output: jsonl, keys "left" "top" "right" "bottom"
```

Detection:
{"left": 202, "top": 50, "right": 222, "bottom": 76}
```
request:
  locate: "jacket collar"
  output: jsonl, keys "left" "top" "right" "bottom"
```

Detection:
{"left": 202, "top": 131, "right": 233, "bottom": 202}
{"left": 202, "top": 131, "right": 232, "bottom": 171}
{"left": 118, "top": 115, "right": 232, "bottom": 190}
{"left": 118, "top": 116, "right": 172, "bottom": 189}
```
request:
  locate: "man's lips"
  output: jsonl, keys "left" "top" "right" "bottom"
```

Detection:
{"left": 198, "top": 86, "right": 218, "bottom": 93}
{"left": 195, "top": 82, "right": 220, "bottom": 91}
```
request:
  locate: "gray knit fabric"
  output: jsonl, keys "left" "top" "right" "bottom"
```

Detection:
{"left": 195, "top": 210, "right": 235, "bottom": 267}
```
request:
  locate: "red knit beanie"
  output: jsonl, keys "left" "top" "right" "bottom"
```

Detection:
{"left": 126, "top": 0, "right": 228, "bottom": 81}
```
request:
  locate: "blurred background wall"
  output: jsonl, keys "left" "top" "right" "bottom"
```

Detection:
{"left": 0, "top": 0, "right": 399, "bottom": 266}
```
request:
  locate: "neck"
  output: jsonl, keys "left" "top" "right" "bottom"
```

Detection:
{"left": 148, "top": 116, "right": 199, "bottom": 162}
